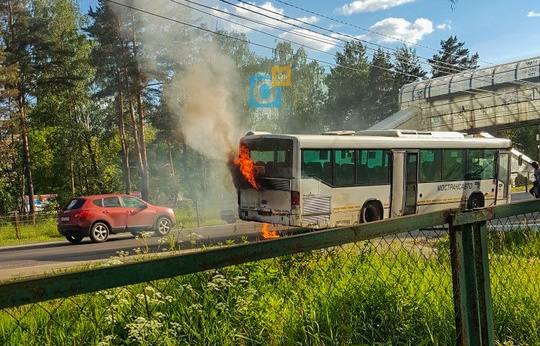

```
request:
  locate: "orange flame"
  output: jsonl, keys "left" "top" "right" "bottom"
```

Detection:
{"left": 262, "top": 223, "right": 280, "bottom": 239}
{"left": 234, "top": 143, "right": 259, "bottom": 189}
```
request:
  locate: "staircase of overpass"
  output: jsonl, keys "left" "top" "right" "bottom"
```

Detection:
{"left": 369, "top": 56, "right": 540, "bottom": 133}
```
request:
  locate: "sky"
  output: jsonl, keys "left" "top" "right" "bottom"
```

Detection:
{"left": 77, "top": 0, "right": 540, "bottom": 71}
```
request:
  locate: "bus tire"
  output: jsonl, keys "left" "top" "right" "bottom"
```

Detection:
{"left": 361, "top": 202, "right": 382, "bottom": 223}
{"left": 467, "top": 193, "right": 485, "bottom": 210}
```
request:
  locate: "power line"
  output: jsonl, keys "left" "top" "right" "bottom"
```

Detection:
{"left": 175, "top": 0, "right": 424, "bottom": 82}
{"left": 272, "top": 0, "right": 500, "bottom": 69}
{"left": 105, "top": 0, "right": 540, "bottom": 116}
{"left": 219, "top": 0, "right": 518, "bottom": 94}
{"left": 215, "top": 0, "right": 537, "bottom": 100}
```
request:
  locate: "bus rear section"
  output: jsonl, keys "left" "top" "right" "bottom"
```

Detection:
{"left": 237, "top": 136, "right": 300, "bottom": 226}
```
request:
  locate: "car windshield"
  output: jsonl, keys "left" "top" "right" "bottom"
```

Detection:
{"left": 64, "top": 199, "right": 86, "bottom": 211}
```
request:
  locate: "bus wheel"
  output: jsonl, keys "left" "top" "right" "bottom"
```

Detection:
{"left": 361, "top": 202, "right": 382, "bottom": 223}
{"left": 467, "top": 193, "right": 485, "bottom": 210}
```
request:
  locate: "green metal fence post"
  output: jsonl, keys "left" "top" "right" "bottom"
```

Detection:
{"left": 449, "top": 217, "right": 494, "bottom": 346}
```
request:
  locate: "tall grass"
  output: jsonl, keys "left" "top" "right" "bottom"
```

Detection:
{"left": 1, "top": 233, "right": 539, "bottom": 345}
{"left": 0, "top": 215, "right": 61, "bottom": 246}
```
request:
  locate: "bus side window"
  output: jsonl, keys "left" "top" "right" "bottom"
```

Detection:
{"left": 442, "top": 149, "right": 466, "bottom": 181}
{"left": 420, "top": 149, "right": 442, "bottom": 182}
{"left": 334, "top": 149, "right": 355, "bottom": 186}
{"left": 357, "top": 149, "right": 390, "bottom": 185}
{"left": 304, "top": 162, "right": 323, "bottom": 178}
{"left": 302, "top": 149, "right": 331, "bottom": 183}
{"left": 466, "top": 149, "right": 496, "bottom": 180}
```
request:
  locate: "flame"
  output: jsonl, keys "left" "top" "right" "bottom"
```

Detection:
{"left": 234, "top": 143, "right": 259, "bottom": 189}
{"left": 262, "top": 223, "right": 280, "bottom": 239}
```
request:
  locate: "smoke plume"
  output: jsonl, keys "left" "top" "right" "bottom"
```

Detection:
{"left": 109, "top": 0, "right": 246, "bottom": 201}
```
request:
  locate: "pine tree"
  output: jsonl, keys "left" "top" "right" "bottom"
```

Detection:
{"left": 428, "top": 35, "right": 479, "bottom": 77}
{"left": 393, "top": 44, "right": 427, "bottom": 87}
{"left": 365, "top": 49, "right": 398, "bottom": 127}
{"left": 0, "top": 0, "right": 41, "bottom": 213}
{"left": 324, "top": 40, "right": 370, "bottom": 130}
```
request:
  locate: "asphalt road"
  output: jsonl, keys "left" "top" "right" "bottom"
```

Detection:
{"left": 0, "top": 221, "right": 266, "bottom": 281}
{"left": 0, "top": 192, "right": 536, "bottom": 281}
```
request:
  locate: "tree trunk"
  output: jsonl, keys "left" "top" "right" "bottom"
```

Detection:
{"left": 123, "top": 64, "right": 144, "bottom": 197}
{"left": 167, "top": 139, "right": 175, "bottom": 176}
{"left": 130, "top": 17, "right": 150, "bottom": 202}
{"left": 18, "top": 92, "right": 34, "bottom": 215}
{"left": 116, "top": 67, "right": 131, "bottom": 194}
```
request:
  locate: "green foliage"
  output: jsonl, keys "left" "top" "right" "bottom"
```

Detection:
{"left": 0, "top": 1, "right": 484, "bottom": 215}
{"left": 1, "top": 235, "right": 539, "bottom": 345}
{"left": 0, "top": 215, "right": 60, "bottom": 245}
{"left": 365, "top": 49, "right": 399, "bottom": 127}
{"left": 428, "top": 35, "right": 480, "bottom": 77}
{"left": 393, "top": 44, "right": 427, "bottom": 88}
{"left": 324, "top": 40, "right": 370, "bottom": 130}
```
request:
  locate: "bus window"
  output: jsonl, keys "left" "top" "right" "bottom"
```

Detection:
{"left": 302, "top": 149, "right": 331, "bottom": 184}
{"left": 334, "top": 149, "right": 355, "bottom": 186}
{"left": 419, "top": 149, "right": 442, "bottom": 182}
{"left": 466, "top": 149, "right": 496, "bottom": 180}
{"left": 357, "top": 150, "right": 390, "bottom": 185}
{"left": 248, "top": 138, "right": 293, "bottom": 178}
{"left": 442, "top": 149, "right": 466, "bottom": 181}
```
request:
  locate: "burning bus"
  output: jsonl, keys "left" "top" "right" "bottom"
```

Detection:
{"left": 231, "top": 130, "right": 512, "bottom": 231}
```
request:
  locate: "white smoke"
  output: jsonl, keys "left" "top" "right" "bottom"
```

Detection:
{"left": 110, "top": 0, "right": 243, "bottom": 161}
{"left": 109, "top": 0, "right": 243, "bottom": 203}
{"left": 164, "top": 45, "right": 240, "bottom": 160}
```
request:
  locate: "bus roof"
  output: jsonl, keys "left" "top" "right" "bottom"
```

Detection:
{"left": 243, "top": 131, "right": 512, "bottom": 150}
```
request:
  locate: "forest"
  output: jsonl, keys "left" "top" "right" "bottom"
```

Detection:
{"left": 0, "top": 0, "right": 535, "bottom": 214}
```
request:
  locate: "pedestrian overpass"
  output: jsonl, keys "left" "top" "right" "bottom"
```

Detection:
{"left": 368, "top": 56, "right": 540, "bottom": 182}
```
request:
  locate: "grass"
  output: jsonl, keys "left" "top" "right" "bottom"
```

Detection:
{"left": 0, "top": 216, "right": 62, "bottom": 246}
{"left": 0, "top": 234, "right": 539, "bottom": 345}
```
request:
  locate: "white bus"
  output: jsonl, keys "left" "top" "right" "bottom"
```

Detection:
{"left": 236, "top": 129, "right": 512, "bottom": 229}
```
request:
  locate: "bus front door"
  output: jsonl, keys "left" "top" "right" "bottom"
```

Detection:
{"left": 391, "top": 151, "right": 418, "bottom": 217}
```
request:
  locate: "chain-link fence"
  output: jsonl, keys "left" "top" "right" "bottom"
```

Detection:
{"left": 0, "top": 202, "right": 539, "bottom": 345}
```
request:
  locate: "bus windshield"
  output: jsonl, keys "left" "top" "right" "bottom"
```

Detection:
{"left": 247, "top": 138, "right": 293, "bottom": 179}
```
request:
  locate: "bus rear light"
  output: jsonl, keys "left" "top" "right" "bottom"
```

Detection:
{"left": 291, "top": 191, "right": 300, "bottom": 206}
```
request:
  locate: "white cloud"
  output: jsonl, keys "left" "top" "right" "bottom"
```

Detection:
{"left": 368, "top": 17, "right": 434, "bottom": 44}
{"left": 280, "top": 29, "right": 339, "bottom": 52}
{"left": 296, "top": 16, "right": 319, "bottom": 24}
{"left": 211, "top": 1, "right": 328, "bottom": 50}
{"left": 210, "top": 6, "right": 252, "bottom": 33}
{"left": 335, "top": 0, "right": 416, "bottom": 16}
{"left": 214, "top": 2, "right": 320, "bottom": 33}
{"left": 213, "top": 2, "right": 286, "bottom": 33}
{"left": 436, "top": 20, "right": 452, "bottom": 30}
{"left": 528, "top": 11, "right": 540, "bottom": 17}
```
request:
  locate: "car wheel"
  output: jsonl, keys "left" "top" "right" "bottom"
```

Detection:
{"left": 66, "top": 235, "right": 83, "bottom": 244}
{"left": 89, "top": 222, "right": 110, "bottom": 243}
{"left": 154, "top": 217, "right": 172, "bottom": 236}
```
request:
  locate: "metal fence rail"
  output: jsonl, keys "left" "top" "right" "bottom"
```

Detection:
{"left": 0, "top": 200, "right": 539, "bottom": 345}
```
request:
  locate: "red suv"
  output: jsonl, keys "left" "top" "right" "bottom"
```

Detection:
{"left": 57, "top": 194, "right": 176, "bottom": 244}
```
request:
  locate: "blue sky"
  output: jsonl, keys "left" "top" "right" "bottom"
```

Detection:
{"left": 78, "top": 0, "right": 540, "bottom": 70}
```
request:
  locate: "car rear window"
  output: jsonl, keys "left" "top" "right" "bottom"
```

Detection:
{"left": 64, "top": 199, "right": 86, "bottom": 210}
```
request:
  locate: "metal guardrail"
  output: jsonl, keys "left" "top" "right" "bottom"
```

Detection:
{"left": 1, "top": 199, "right": 540, "bottom": 345}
